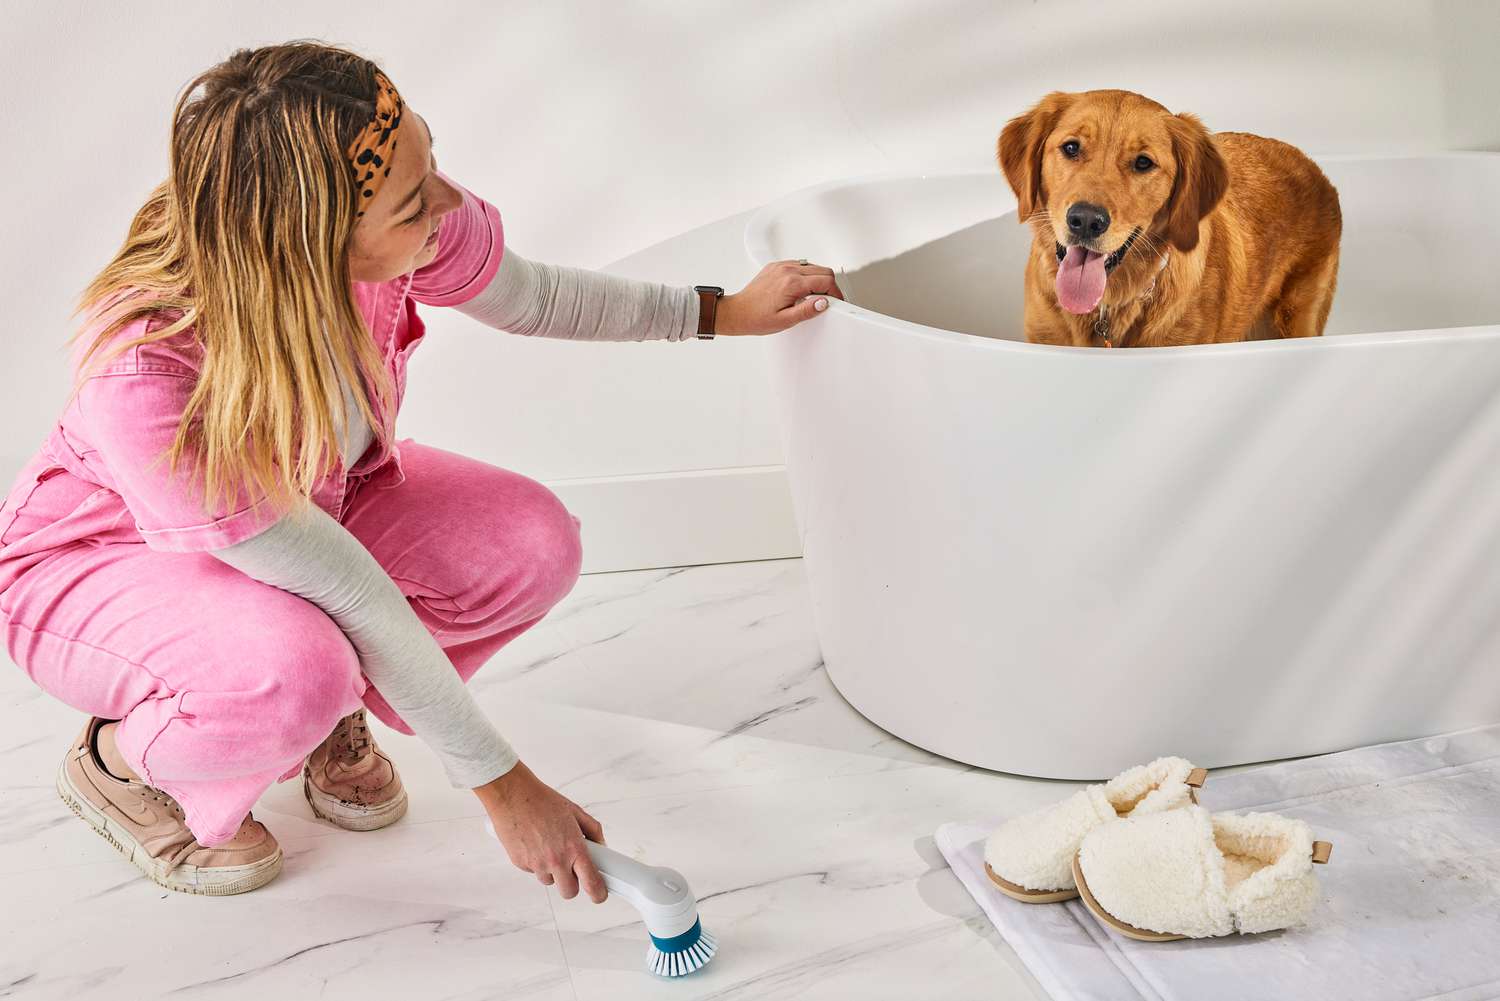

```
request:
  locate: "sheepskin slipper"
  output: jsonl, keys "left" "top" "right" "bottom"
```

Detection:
{"left": 983, "top": 756, "right": 1206, "bottom": 903}
{"left": 1072, "top": 805, "right": 1334, "bottom": 941}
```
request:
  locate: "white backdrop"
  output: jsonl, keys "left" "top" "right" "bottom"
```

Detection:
{"left": 2, "top": 0, "right": 1496, "bottom": 570}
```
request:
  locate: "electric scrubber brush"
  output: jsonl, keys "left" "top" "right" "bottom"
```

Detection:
{"left": 486, "top": 823, "right": 718, "bottom": 978}
{"left": 584, "top": 841, "right": 718, "bottom": 977}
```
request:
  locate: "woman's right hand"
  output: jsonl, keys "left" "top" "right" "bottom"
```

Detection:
{"left": 476, "top": 760, "right": 608, "bottom": 903}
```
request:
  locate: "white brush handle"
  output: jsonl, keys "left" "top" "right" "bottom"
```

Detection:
{"left": 584, "top": 841, "right": 700, "bottom": 939}
{"left": 484, "top": 820, "right": 699, "bottom": 938}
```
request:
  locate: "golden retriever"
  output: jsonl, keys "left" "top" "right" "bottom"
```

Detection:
{"left": 997, "top": 89, "right": 1341, "bottom": 348}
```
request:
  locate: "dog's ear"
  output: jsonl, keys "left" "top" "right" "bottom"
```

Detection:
{"left": 1158, "top": 113, "right": 1229, "bottom": 252}
{"left": 998, "top": 92, "right": 1073, "bottom": 223}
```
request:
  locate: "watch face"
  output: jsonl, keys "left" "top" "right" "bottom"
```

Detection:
{"left": 694, "top": 285, "right": 724, "bottom": 295}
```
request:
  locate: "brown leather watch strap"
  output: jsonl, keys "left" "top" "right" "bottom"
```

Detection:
{"left": 694, "top": 285, "right": 722, "bottom": 339}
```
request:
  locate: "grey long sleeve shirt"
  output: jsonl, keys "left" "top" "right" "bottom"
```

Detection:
{"left": 207, "top": 247, "right": 697, "bottom": 788}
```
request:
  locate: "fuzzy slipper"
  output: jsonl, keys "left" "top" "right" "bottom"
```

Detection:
{"left": 983, "top": 756, "right": 1207, "bottom": 903}
{"left": 1072, "top": 804, "right": 1333, "bottom": 940}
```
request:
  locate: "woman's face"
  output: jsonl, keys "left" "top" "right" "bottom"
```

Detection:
{"left": 346, "top": 108, "right": 463, "bottom": 283}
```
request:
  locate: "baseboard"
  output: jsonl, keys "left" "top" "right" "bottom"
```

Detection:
{"left": 0, "top": 452, "right": 799, "bottom": 576}
{"left": 544, "top": 465, "right": 802, "bottom": 574}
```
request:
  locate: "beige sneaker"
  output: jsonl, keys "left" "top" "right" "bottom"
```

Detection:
{"left": 302, "top": 709, "right": 408, "bottom": 831}
{"left": 56, "top": 717, "right": 282, "bottom": 895}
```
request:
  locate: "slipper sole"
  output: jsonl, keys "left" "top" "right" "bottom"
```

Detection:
{"left": 1072, "top": 851, "right": 1187, "bottom": 942}
{"left": 985, "top": 861, "right": 1080, "bottom": 903}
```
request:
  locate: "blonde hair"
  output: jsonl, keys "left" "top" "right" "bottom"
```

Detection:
{"left": 65, "top": 40, "right": 400, "bottom": 520}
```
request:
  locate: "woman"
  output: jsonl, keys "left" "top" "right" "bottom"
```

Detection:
{"left": 0, "top": 41, "right": 842, "bottom": 900}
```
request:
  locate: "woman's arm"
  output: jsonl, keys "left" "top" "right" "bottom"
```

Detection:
{"left": 452, "top": 245, "right": 699, "bottom": 342}
{"left": 208, "top": 499, "right": 608, "bottom": 900}
{"left": 413, "top": 168, "right": 843, "bottom": 337}
{"left": 207, "top": 500, "right": 519, "bottom": 789}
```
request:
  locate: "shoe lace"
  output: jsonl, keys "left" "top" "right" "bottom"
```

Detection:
{"left": 339, "top": 709, "right": 372, "bottom": 764}
{"left": 145, "top": 786, "right": 186, "bottom": 820}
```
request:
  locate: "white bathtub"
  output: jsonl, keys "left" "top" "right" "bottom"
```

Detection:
{"left": 746, "top": 154, "right": 1500, "bottom": 779}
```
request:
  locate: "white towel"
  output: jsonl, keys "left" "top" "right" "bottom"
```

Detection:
{"left": 936, "top": 724, "right": 1500, "bottom": 1001}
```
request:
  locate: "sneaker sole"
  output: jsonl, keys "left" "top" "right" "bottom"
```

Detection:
{"left": 56, "top": 759, "right": 282, "bottom": 896}
{"left": 302, "top": 766, "right": 408, "bottom": 832}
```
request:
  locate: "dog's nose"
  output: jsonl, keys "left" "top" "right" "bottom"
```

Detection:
{"left": 1066, "top": 202, "right": 1110, "bottom": 240}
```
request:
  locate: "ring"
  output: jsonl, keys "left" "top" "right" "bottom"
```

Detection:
{"left": 797, "top": 258, "right": 809, "bottom": 266}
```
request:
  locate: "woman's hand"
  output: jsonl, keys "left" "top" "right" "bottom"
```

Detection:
{"left": 716, "top": 259, "right": 845, "bottom": 335}
{"left": 476, "top": 760, "right": 608, "bottom": 903}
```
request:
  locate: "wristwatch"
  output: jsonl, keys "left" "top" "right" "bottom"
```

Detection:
{"left": 693, "top": 285, "right": 724, "bottom": 339}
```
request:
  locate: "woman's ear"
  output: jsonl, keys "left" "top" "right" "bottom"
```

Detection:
{"left": 997, "top": 91, "right": 1073, "bottom": 223}
{"left": 1158, "top": 112, "right": 1229, "bottom": 252}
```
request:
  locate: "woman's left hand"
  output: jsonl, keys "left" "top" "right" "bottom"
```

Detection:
{"left": 715, "top": 260, "right": 845, "bottom": 336}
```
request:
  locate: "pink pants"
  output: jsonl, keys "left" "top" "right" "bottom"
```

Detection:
{"left": 0, "top": 440, "right": 582, "bottom": 845}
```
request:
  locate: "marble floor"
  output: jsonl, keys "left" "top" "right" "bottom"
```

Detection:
{"left": 0, "top": 558, "right": 1061, "bottom": 1000}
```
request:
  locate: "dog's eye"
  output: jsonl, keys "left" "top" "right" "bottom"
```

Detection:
{"left": 1060, "top": 140, "right": 1081, "bottom": 159}
{"left": 1133, "top": 154, "right": 1155, "bottom": 172}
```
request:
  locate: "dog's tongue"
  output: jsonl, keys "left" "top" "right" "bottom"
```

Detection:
{"left": 1056, "top": 245, "right": 1107, "bottom": 314}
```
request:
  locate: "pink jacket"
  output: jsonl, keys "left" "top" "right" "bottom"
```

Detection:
{"left": 0, "top": 169, "right": 503, "bottom": 593}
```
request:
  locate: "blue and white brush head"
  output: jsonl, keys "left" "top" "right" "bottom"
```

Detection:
{"left": 577, "top": 841, "right": 718, "bottom": 978}
{"left": 646, "top": 917, "right": 718, "bottom": 978}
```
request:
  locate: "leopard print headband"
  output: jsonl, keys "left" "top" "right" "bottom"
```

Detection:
{"left": 346, "top": 69, "right": 404, "bottom": 219}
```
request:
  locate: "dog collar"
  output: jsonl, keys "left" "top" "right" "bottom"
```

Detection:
{"left": 1093, "top": 251, "right": 1170, "bottom": 348}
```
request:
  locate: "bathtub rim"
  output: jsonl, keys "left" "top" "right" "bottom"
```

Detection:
{"left": 743, "top": 151, "right": 1500, "bottom": 358}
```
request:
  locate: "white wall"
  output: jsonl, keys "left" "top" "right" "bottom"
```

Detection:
{"left": 2, "top": 0, "right": 1496, "bottom": 569}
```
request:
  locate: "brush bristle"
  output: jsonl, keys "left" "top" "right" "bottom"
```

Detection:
{"left": 646, "top": 928, "right": 717, "bottom": 978}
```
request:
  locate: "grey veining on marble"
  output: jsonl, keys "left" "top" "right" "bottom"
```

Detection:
{"left": 1, "top": 558, "right": 1053, "bottom": 1000}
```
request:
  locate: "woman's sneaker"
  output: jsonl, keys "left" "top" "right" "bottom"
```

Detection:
{"left": 56, "top": 717, "right": 282, "bottom": 895}
{"left": 302, "top": 709, "right": 408, "bottom": 831}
